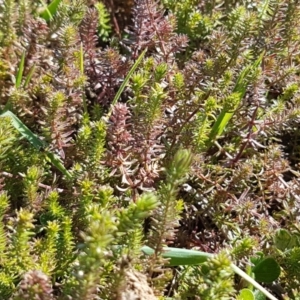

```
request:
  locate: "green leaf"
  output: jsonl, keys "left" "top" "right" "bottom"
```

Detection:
{"left": 207, "top": 52, "right": 264, "bottom": 148}
{"left": 0, "top": 110, "right": 45, "bottom": 149}
{"left": 141, "top": 246, "right": 212, "bottom": 266}
{"left": 24, "top": 65, "right": 36, "bottom": 88}
{"left": 39, "top": 0, "right": 63, "bottom": 21}
{"left": 238, "top": 289, "right": 255, "bottom": 300}
{"left": 16, "top": 52, "right": 25, "bottom": 89}
{"left": 231, "top": 264, "right": 278, "bottom": 300}
{"left": 251, "top": 252, "right": 264, "bottom": 266}
{"left": 107, "top": 48, "right": 147, "bottom": 117}
{"left": 0, "top": 110, "right": 71, "bottom": 179}
{"left": 252, "top": 257, "right": 280, "bottom": 283}
{"left": 46, "top": 152, "right": 72, "bottom": 179}
{"left": 142, "top": 246, "right": 279, "bottom": 300}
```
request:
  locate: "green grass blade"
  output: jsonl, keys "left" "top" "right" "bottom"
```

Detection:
{"left": 207, "top": 108, "right": 233, "bottom": 146}
{"left": 233, "top": 52, "right": 264, "bottom": 94}
{"left": 206, "top": 52, "right": 264, "bottom": 148}
{"left": 23, "top": 65, "right": 36, "bottom": 88}
{"left": 39, "top": 0, "right": 62, "bottom": 21}
{"left": 107, "top": 48, "right": 147, "bottom": 117}
{"left": 0, "top": 110, "right": 71, "bottom": 179}
{"left": 16, "top": 52, "right": 26, "bottom": 89}
{"left": 46, "top": 152, "right": 72, "bottom": 179}
{"left": 1, "top": 110, "right": 45, "bottom": 149}
{"left": 141, "top": 246, "right": 212, "bottom": 265}
{"left": 141, "top": 246, "right": 278, "bottom": 300}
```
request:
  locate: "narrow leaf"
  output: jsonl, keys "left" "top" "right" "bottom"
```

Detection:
{"left": 39, "top": 0, "right": 62, "bottom": 21}
{"left": 46, "top": 152, "right": 72, "bottom": 179}
{"left": 0, "top": 110, "right": 45, "bottom": 149}
{"left": 108, "top": 48, "right": 147, "bottom": 117}
{"left": 24, "top": 65, "right": 36, "bottom": 88}
{"left": 258, "top": 0, "right": 271, "bottom": 23}
{"left": 141, "top": 246, "right": 212, "bottom": 266}
{"left": 16, "top": 52, "right": 26, "bottom": 88}
{"left": 0, "top": 110, "right": 71, "bottom": 179}
{"left": 142, "top": 246, "right": 278, "bottom": 300}
{"left": 207, "top": 52, "right": 264, "bottom": 147}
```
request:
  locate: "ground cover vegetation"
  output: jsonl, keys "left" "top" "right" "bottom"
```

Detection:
{"left": 0, "top": 0, "right": 300, "bottom": 299}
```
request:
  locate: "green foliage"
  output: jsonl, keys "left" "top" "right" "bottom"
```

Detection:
{"left": 143, "top": 245, "right": 279, "bottom": 300}
{"left": 161, "top": 0, "right": 217, "bottom": 47}
{"left": 206, "top": 52, "right": 264, "bottom": 148}
{"left": 0, "top": 192, "right": 9, "bottom": 258}
{"left": 0, "top": 117, "right": 17, "bottom": 160}
{"left": 94, "top": 2, "right": 111, "bottom": 42}
{"left": 39, "top": 0, "right": 63, "bottom": 21}
{"left": 65, "top": 209, "right": 117, "bottom": 299}
{"left": 0, "top": 0, "right": 16, "bottom": 46}
{"left": 147, "top": 149, "right": 192, "bottom": 291}
{"left": 251, "top": 255, "right": 280, "bottom": 283}
{"left": 273, "top": 228, "right": 300, "bottom": 294}
{"left": 1, "top": 0, "right": 300, "bottom": 298}
{"left": 174, "top": 251, "right": 235, "bottom": 299}
{"left": 9, "top": 209, "right": 35, "bottom": 273}
{"left": 0, "top": 110, "right": 71, "bottom": 179}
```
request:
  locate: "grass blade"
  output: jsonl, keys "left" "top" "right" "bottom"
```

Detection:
{"left": 24, "top": 65, "right": 36, "bottom": 88}
{"left": 39, "top": 0, "right": 63, "bottom": 21}
{"left": 1, "top": 110, "right": 45, "bottom": 149}
{"left": 206, "top": 52, "right": 264, "bottom": 148}
{"left": 46, "top": 152, "right": 72, "bottom": 179}
{"left": 0, "top": 110, "right": 71, "bottom": 179}
{"left": 16, "top": 52, "right": 26, "bottom": 89}
{"left": 142, "top": 246, "right": 278, "bottom": 300}
{"left": 142, "top": 246, "right": 212, "bottom": 265}
{"left": 107, "top": 48, "right": 147, "bottom": 117}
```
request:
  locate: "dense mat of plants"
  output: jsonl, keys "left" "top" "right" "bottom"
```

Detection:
{"left": 1, "top": 0, "right": 300, "bottom": 299}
